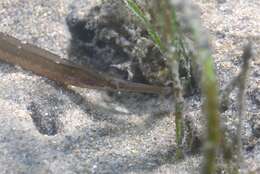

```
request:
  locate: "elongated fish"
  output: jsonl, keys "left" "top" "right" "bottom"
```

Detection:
{"left": 0, "top": 32, "right": 171, "bottom": 95}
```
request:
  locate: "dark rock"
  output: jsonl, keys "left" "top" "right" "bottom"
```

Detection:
{"left": 251, "top": 114, "right": 260, "bottom": 138}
